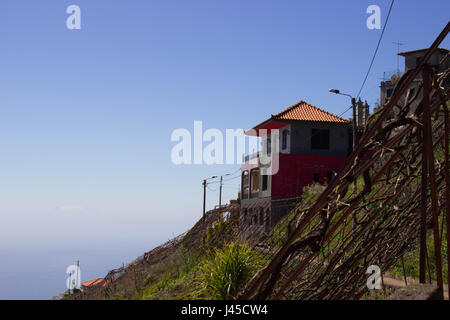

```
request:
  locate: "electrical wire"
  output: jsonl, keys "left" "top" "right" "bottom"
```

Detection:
{"left": 201, "top": 4, "right": 395, "bottom": 193}
{"left": 355, "top": 0, "right": 395, "bottom": 100}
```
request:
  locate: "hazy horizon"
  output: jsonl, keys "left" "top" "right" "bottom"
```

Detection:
{"left": 1, "top": 0, "right": 449, "bottom": 299}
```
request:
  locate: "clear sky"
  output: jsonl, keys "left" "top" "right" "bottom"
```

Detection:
{"left": 0, "top": 0, "right": 449, "bottom": 298}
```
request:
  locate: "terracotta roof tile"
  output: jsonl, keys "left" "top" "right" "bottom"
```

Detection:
{"left": 271, "top": 100, "right": 350, "bottom": 123}
{"left": 81, "top": 278, "right": 104, "bottom": 287}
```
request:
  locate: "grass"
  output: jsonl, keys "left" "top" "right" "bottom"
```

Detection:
{"left": 133, "top": 219, "right": 241, "bottom": 300}
{"left": 390, "top": 214, "right": 448, "bottom": 284}
{"left": 196, "top": 242, "right": 263, "bottom": 300}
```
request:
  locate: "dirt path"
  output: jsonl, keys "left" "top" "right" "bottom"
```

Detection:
{"left": 383, "top": 276, "right": 449, "bottom": 299}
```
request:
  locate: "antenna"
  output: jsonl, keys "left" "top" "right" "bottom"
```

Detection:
{"left": 393, "top": 41, "right": 405, "bottom": 75}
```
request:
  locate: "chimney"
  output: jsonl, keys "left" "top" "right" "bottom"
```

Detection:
{"left": 355, "top": 98, "right": 370, "bottom": 129}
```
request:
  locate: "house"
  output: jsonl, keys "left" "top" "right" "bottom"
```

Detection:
{"left": 81, "top": 278, "right": 104, "bottom": 290}
{"left": 240, "top": 100, "right": 351, "bottom": 232}
{"left": 379, "top": 48, "right": 449, "bottom": 109}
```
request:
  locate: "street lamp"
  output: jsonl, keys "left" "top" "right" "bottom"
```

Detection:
{"left": 329, "top": 88, "right": 357, "bottom": 154}
{"left": 329, "top": 88, "right": 358, "bottom": 193}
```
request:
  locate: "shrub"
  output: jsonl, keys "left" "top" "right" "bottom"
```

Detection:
{"left": 198, "top": 242, "right": 261, "bottom": 300}
{"left": 205, "top": 220, "right": 236, "bottom": 247}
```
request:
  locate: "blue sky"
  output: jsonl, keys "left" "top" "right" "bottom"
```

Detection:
{"left": 0, "top": 0, "right": 449, "bottom": 298}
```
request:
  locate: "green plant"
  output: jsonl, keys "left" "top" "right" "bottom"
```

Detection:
{"left": 205, "top": 219, "right": 236, "bottom": 247}
{"left": 177, "top": 246, "right": 202, "bottom": 277}
{"left": 198, "top": 242, "right": 262, "bottom": 300}
{"left": 141, "top": 273, "right": 175, "bottom": 299}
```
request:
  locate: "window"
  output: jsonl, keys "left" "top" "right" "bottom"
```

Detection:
{"left": 250, "top": 169, "right": 260, "bottom": 192}
{"left": 327, "top": 171, "right": 334, "bottom": 183}
{"left": 266, "top": 137, "right": 271, "bottom": 154}
{"left": 282, "top": 130, "right": 288, "bottom": 150}
{"left": 311, "top": 129, "right": 330, "bottom": 150}
{"left": 386, "top": 88, "right": 393, "bottom": 98}
{"left": 313, "top": 173, "right": 320, "bottom": 183}
{"left": 416, "top": 56, "right": 422, "bottom": 67}
{"left": 242, "top": 171, "right": 249, "bottom": 199}
{"left": 241, "top": 209, "right": 247, "bottom": 222}
{"left": 262, "top": 175, "right": 268, "bottom": 191}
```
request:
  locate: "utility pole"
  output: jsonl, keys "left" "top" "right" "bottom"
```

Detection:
{"left": 351, "top": 97, "right": 358, "bottom": 192}
{"left": 202, "top": 176, "right": 217, "bottom": 221}
{"left": 329, "top": 89, "right": 358, "bottom": 192}
{"left": 202, "top": 176, "right": 217, "bottom": 246}
{"left": 218, "top": 174, "right": 231, "bottom": 208}
{"left": 202, "top": 179, "right": 207, "bottom": 221}
{"left": 218, "top": 176, "right": 223, "bottom": 209}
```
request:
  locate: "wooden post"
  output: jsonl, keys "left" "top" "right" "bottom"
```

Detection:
{"left": 422, "top": 65, "right": 444, "bottom": 299}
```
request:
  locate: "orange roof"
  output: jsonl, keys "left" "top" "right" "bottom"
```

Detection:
{"left": 250, "top": 100, "right": 350, "bottom": 132}
{"left": 272, "top": 100, "right": 350, "bottom": 123}
{"left": 81, "top": 278, "right": 104, "bottom": 287}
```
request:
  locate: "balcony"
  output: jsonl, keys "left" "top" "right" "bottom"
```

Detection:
{"left": 243, "top": 151, "right": 260, "bottom": 163}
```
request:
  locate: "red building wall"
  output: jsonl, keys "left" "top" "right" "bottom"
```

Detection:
{"left": 270, "top": 153, "right": 347, "bottom": 198}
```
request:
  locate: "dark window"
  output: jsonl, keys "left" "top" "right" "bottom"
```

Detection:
{"left": 416, "top": 56, "right": 422, "bottom": 67}
{"left": 282, "top": 130, "right": 288, "bottom": 150}
{"left": 262, "top": 175, "right": 268, "bottom": 191}
{"left": 241, "top": 209, "right": 247, "bottom": 221}
{"left": 250, "top": 169, "right": 260, "bottom": 192}
{"left": 327, "top": 171, "right": 334, "bottom": 183}
{"left": 242, "top": 171, "right": 249, "bottom": 199}
{"left": 313, "top": 173, "right": 320, "bottom": 183}
{"left": 386, "top": 88, "right": 393, "bottom": 98}
{"left": 311, "top": 129, "right": 330, "bottom": 150}
{"left": 266, "top": 137, "right": 271, "bottom": 154}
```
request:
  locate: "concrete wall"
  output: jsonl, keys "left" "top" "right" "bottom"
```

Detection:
{"left": 289, "top": 121, "right": 350, "bottom": 157}
{"left": 403, "top": 50, "right": 449, "bottom": 73}
{"left": 240, "top": 197, "right": 296, "bottom": 233}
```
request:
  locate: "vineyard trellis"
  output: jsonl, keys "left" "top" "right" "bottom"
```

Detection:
{"left": 70, "top": 23, "right": 449, "bottom": 301}
{"left": 240, "top": 22, "right": 450, "bottom": 300}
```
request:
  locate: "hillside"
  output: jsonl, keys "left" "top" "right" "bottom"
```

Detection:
{"left": 66, "top": 176, "right": 447, "bottom": 300}
{"left": 67, "top": 42, "right": 450, "bottom": 300}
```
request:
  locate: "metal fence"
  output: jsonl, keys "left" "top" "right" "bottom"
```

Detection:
{"left": 241, "top": 22, "right": 450, "bottom": 300}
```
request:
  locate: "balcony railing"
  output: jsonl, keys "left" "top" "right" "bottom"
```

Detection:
{"left": 243, "top": 151, "right": 260, "bottom": 163}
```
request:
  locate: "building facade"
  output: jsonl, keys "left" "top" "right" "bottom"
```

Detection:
{"left": 379, "top": 48, "right": 449, "bottom": 114}
{"left": 240, "top": 101, "right": 351, "bottom": 233}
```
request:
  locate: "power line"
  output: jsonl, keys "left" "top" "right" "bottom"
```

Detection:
{"left": 226, "top": 168, "right": 241, "bottom": 176}
{"left": 337, "top": 105, "right": 353, "bottom": 117}
{"left": 202, "top": 4, "right": 395, "bottom": 195}
{"left": 207, "top": 185, "right": 219, "bottom": 192}
{"left": 223, "top": 175, "right": 241, "bottom": 182}
{"left": 356, "top": 0, "right": 395, "bottom": 100}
